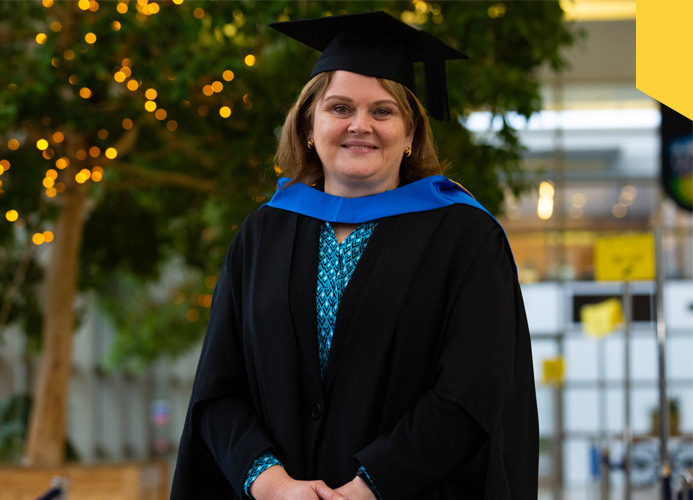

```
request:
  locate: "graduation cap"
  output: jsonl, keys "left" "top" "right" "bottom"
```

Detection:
{"left": 269, "top": 10, "right": 468, "bottom": 122}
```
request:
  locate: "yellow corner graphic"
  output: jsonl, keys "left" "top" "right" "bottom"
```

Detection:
{"left": 636, "top": 0, "right": 693, "bottom": 120}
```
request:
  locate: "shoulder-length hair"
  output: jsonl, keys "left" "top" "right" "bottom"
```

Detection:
{"left": 274, "top": 71, "right": 449, "bottom": 187}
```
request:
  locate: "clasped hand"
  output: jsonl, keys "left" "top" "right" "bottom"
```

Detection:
{"left": 250, "top": 465, "right": 376, "bottom": 500}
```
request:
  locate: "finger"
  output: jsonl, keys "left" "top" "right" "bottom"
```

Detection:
{"left": 314, "top": 481, "right": 347, "bottom": 500}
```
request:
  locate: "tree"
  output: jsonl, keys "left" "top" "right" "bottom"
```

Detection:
{"left": 0, "top": 0, "right": 578, "bottom": 466}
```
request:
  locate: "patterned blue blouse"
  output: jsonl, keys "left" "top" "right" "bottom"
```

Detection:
{"left": 243, "top": 220, "right": 382, "bottom": 499}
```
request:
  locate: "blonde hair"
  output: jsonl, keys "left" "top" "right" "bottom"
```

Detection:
{"left": 274, "top": 71, "right": 448, "bottom": 187}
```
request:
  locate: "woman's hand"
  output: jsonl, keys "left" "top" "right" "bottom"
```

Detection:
{"left": 335, "top": 477, "right": 377, "bottom": 500}
{"left": 250, "top": 465, "right": 348, "bottom": 500}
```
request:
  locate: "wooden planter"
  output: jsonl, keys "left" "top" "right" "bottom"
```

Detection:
{"left": 0, "top": 461, "right": 168, "bottom": 500}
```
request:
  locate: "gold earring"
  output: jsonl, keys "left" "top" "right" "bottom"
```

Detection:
{"left": 404, "top": 146, "right": 412, "bottom": 157}
{"left": 307, "top": 138, "right": 315, "bottom": 150}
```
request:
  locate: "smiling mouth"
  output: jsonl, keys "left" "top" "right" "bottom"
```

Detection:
{"left": 342, "top": 145, "right": 377, "bottom": 150}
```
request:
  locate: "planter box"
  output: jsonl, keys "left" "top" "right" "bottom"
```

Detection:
{"left": 0, "top": 461, "right": 168, "bottom": 500}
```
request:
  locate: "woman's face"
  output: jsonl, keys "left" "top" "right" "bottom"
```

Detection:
{"left": 309, "top": 70, "right": 414, "bottom": 197}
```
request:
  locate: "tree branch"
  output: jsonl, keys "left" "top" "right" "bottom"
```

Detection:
{"left": 104, "top": 161, "right": 218, "bottom": 194}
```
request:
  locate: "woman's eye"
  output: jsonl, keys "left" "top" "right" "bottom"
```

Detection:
{"left": 333, "top": 106, "right": 349, "bottom": 113}
{"left": 375, "top": 109, "right": 392, "bottom": 116}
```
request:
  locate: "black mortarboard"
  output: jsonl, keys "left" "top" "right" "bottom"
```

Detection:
{"left": 269, "top": 11, "right": 468, "bottom": 122}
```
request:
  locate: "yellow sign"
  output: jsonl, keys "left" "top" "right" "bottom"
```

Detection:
{"left": 594, "top": 233, "right": 655, "bottom": 281}
{"left": 636, "top": 0, "right": 693, "bottom": 121}
{"left": 542, "top": 357, "right": 565, "bottom": 386}
{"left": 581, "top": 298, "right": 624, "bottom": 337}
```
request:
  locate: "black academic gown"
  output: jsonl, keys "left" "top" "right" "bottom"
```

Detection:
{"left": 170, "top": 203, "right": 539, "bottom": 500}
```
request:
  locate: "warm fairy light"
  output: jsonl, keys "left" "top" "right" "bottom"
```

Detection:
{"left": 145, "top": 101, "right": 157, "bottom": 112}
{"left": 219, "top": 106, "right": 231, "bottom": 118}
{"left": 172, "top": 291, "right": 185, "bottom": 304}
{"left": 42, "top": 149, "right": 55, "bottom": 160}
{"left": 43, "top": 0, "right": 54, "bottom": 7}
{"left": 69, "top": 75, "right": 80, "bottom": 85}
{"left": 43, "top": 178, "right": 55, "bottom": 188}
{"left": 127, "top": 79, "right": 139, "bottom": 91}
{"left": 89, "top": 146, "right": 100, "bottom": 157}
{"left": 211, "top": 81, "right": 223, "bottom": 92}
{"left": 186, "top": 309, "right": 200, "bottom": 322}
{"left": 64, "top": 49, "right": 75, "bottom": 60}
{"left": 91, "top": 171, "right": 103, "bottom": 182}
{"left": 539, "top": 181, "right": 554, "bottom": 198}
{"left": 488, "top": 3, "right": 506, "bottom": 18}
{"left": 203, "top": 295, "right": 212, "bottom": 308}
{"left": 92, "top": 166, "right": 103, "bottom": 174}
{"left": 223, "top": 24, "right": 237, "bottom": 36}
{"left": 6, "top": 210, "right": 18, "bottom": 222}
{"left": 0, "top": 160, "right": 9, "bottom": 171}
{"left": 173, "top": 0, "right": 183, "bottom": 4}
{"left": 122, "top": 118, "right": 133, "bottom": 129}
{"left": 121, "top": 67, "right": 132, "bottom": 77}
{"left": 89, "top": 1, "right": 99, "bottom": 12}
{"left": 51, "top": 58, "right": 61, "bottom": 68}
{"left": 46, "top": 187, "right": 57, "bottom": 198}
{"left": 46, "top": 169, "right": 58, "bottom": 179}
{"left": 111, "top": 21, "right": 121, "bottom": 31}
{"left": 223, "top": 70, "right": 234, "bottom": 81}
{"left": 202, "top": 85, "right": 214, "bottom": 96}
{"left": 76, "top": 150, "right": 87, "bottom": 160}
{"left": 36, "top": 139, "right": 48, "bottom": 150}
{"left": 98, "top": 129, "right": 108, "bottom": 140}
{"left": 117, "top": 3, "right": 128, "bottom": 13}
{"left": 122, "top": 58, "right": 133, "bottom": 68}
{"left": 105, "top": 147, "right": 117, "bottom": 159}
{"left": 193, "top": 8, "right": 205, "bottom": 19}
{"left": 33, "top": 233, "right": 45, "bottom": 245}
{"left": 537, "top": 181, "right": 554, "bottom": 220}
{"left": 205, "top": 275, "right": 217, "bottom": 289}
{"left": 50, "top": 21, "right": 61, "bottom": 32}
{"left": 244, "top": 55, "right": 256, "bottom": 66}
{"left": 114, "top": 71, "right": 126, "bottom": 82}
{"left": 36, "top": 33, "right": 47, "bottom": 44}
{"left": 166, "top": 120, "right": 178, "bottom": 131}
{"left": 81, "top": 168, "right": 92, "bottom": 178}
{"left": 85, "top": 33, "right": 97, "bottom": 44}
{"left": 155, "top": 109, "right": 167, "bottom": 120}
{"left": 53, "top": 132, "right": 64, "bottom": 143}
{"left": 8, "top": 140, "right": 20, "bottom": 150}
{"left": 56, "top": 157, "right": 69, "bottom": 169}
{"left": 79, "top": 87, "right": 92, "bottom": 98}
{"left": 274, "top": 165, "right": 282, "bottom": 174}
{"left": 78, "top": 0, "right": 90, "bottom": 10}
{"left": 43, "top": 231, "right": 54, "bottom": 242}
{"left": 145, "top": 88, "right": 157, "bottom": 100}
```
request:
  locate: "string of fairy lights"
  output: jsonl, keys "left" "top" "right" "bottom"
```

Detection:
{"left": 3, "top": 0, "right": 250, "bottom": 238}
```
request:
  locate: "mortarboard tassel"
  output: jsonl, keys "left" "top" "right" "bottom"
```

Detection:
{"left": 421, "top": 30, "right": 450, "bottom": 123}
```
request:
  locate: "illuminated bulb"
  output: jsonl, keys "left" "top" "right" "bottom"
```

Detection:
{"left": 111, "top": 21, "right": 121, "bottom": 30}
{"left": 539, "top": 181, "right": 554, "bottom": 198}
{"left": 33, "top": 233, "right": 45, "bottom": 245}
{"left": 56, "top": 157, "right": 69, "bottom": 169}
{"left": 8, "top": 139, "right": 20, "bottom": 150}
{"left": 166, "top": 120, "right": 178, "bottom": 131}
{"left": 219, "top": 106, "right": 231, "bottom": 118}
{"left": 46, "top": 169, "right": 58, "bottom": 179}
{"left": 80, "top": 168, "right": 91, "bottom": 179}
{"left": 79, "top": 88, "right": 92, "bottom": 98}
{"left": 114, "top": 71, "right": 126, "bottom": 82}
{"left": 203, "top": 85, "right": 214, "bottom": 96}
{"left": 244, "top": 54, "right": 256, "bottom": 66}
{"left": 122, "top": 118, "right": 134, "bottom": 129}
{"left": 537, "top": 196, "right": 554, "bottom": 220}
{"left": 37, "top": 139, "right": 49, "bottom": 150}
{"left": 53, "top": 132, "right": 64, "bottom": 143}
{"left": 145, "top": 100, "right": 157, "bottom": 112}
{"left": 117, "top": 3, "right": 128, "bottom": 13}
{"left": 36, "top": 33, "right": 48, "bottom": 44}
{"left": 223, "top": 70, "right": 234, "bottom": 81}
{"left": 85, "top": 33, "right": 97, "bottom": 44}
{"left": 92, "top": 171, "right": 103, "bottom": 182}
{"left": 173, "top": 0, "right": 183, "bottom": 4}
{"left": 43, "top": 231, "right": 54, "bottom": 242}
{"left": 105, "top": 147, "right": 117, "bottom": 159}
{"left": 6, "top": 210, "right": 19, "bottom": 222}
{"left": 127, "top": 80, "right": 139, "bottom": 91}
{"left": 89, "top": 146, "right": 100, "bottom": 157}
{"left": 211, "top": 81, "right": 223, "bottom": 92}
{"left": 76, "top": 173, "right": 87, "bottom": 183}
{"left": 46, "top": 187, "right": 57, "bottom": 198}
{"left": 64, "top": 49, "right": 75, "bottom": 60}
{"left": 155, "top": 109, "right": 167, "bottom": 120}
{"left": 145, "top": 88, "right": 157, "bottom": 100}
{"left": 194, "top": 8, "right": 204, "bottom": 18}
{"left": 43, "top": 0, "right": 54, "bottom": 7}
{"left": 78, "top": 0, "right": 90, "bottom": 10}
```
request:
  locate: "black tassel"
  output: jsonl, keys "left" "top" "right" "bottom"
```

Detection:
{"left": 421, "top": 31, "right": 450, "bottom": 122}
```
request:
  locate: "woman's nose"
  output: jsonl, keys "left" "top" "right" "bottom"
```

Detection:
{"left": 347, "top": 110, "right": 372, "bottom": 135}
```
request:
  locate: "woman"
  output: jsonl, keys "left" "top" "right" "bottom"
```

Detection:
{"left": 171, "top": 11, "right": 538, "bottom": 500}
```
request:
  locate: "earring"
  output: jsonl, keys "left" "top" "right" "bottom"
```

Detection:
{"left": 307, "top": 138, "right": 315, "bottom": 150}
{"left": 404, "top": 146, "right": 412, "bottom": 157}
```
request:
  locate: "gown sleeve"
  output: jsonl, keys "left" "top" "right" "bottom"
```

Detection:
{"left": 353, "top": 225, "right": 536, "bottom": 499}
{"left": 171, "top": 222, "right": 283, "bottom": 499}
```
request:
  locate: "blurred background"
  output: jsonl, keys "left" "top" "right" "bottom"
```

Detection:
{"left": 0, "top": 1, "right": 691, "bottom": 499}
